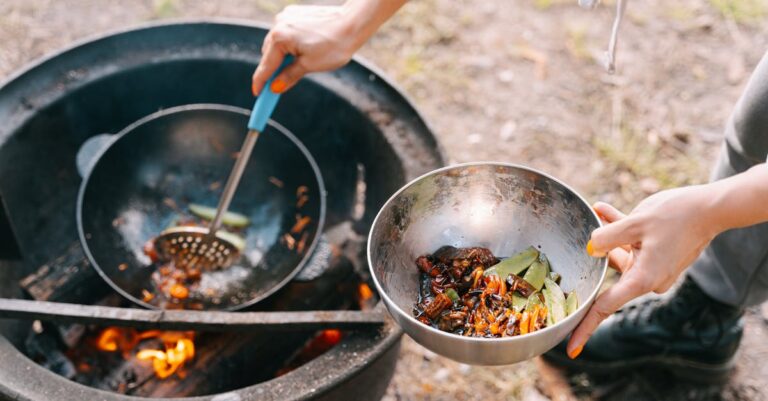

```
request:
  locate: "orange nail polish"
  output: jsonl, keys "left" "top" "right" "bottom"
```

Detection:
{"left": 252, "top": 82, "right": 258, "bottom": 97}
{"left": 568, "top": 344, "right": 584, "bottom": 359}
{"left": 270, "top": 79, "right": 287, "bottom": 94}
{"left": 586, "top": 240, "right": 606, "bottom": 258}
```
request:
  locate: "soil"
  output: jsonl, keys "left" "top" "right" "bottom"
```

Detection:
{"left": 2, "top": 1, "right": 768, "bottom": 400}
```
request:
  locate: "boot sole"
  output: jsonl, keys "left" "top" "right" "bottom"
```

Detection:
{"left": 542, "top": 351, "right": 735, "bottom": 384}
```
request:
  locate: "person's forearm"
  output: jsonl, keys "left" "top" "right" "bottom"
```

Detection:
{"left": 706, "top": 163, "right": 768, "bottom": 232}
{"left": 341, "top": 0, "right": 408, "bottom": 52}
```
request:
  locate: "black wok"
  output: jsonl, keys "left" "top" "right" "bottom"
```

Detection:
{"left": 76, "top": 104, "right": 326, "bottom": 311}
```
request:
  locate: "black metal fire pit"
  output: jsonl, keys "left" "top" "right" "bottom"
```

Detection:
{"left": 0, "top": 20, "right": 444, "bottom": 401}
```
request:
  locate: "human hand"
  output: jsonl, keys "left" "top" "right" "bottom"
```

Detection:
{"left": 251, "top": 5, "right": 359, "bottom": 96}
{"left": 566, "top": 187, "right": 721, "bottom": 358}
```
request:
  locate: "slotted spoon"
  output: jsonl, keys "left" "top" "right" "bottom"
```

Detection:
{"left": 155, "top": 56, "right": 294, "bottom": 271}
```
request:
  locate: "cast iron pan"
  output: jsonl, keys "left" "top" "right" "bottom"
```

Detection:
{"left": 76, "top": 104, "right": 326, "bottom": 311}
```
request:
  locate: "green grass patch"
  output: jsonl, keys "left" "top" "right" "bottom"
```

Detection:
{"left": 593, "top": 124, "right": 702, "bottom": 190}
{"left": 709, "top": 0, "right": 767, "bottom": 23}
{"left": 151, "top": 0, "right": 177, "bottom": 19}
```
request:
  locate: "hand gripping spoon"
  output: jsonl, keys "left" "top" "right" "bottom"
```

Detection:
{"left": 154, "top": 56, "right": 294, "bottom": 271}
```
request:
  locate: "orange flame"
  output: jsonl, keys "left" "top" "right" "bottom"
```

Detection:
{"left": 137, "top": 336, "right": 195, "bottom": 379}
{"left": 96, "top": 327, "right": 121, "bottom": 352}
{"left": 95, "top": 327, "right": 138, "bottom": 355}
{"left": 358, "top": 283, "right": 373, "bottom": 301}
{"left": 95, "top": 327, "right": 195, "bottom": 379}
{"left": 357, "top": 283, "right": 376, "bottom": 310}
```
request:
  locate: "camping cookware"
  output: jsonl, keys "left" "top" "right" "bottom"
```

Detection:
{"left": 76, "top": 103, "right": 326, "bottom": 311}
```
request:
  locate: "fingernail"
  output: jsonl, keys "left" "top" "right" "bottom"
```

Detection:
{"left": 586, "top": 240, "right": 605, "bottom": 258}
{"left": 270, "top": 79, "right": 287, "bottom": 94}
{"left": 252, "top": 82, "right": 259, "bottom": 97}
{"left": 568, "top": 344, "right": 584, "bottom": 359}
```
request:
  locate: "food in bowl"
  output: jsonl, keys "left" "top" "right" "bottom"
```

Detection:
{"left": 414, "top": 246, "right": 579, "bottom": 337}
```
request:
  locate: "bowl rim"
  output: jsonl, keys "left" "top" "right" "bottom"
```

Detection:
{"left": 367, "top": 161, "right": 608, "bottom": 344}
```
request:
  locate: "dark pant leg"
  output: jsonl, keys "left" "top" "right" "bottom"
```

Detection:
{"left": 688, "top": 51, "right": 768, "bottom": 307}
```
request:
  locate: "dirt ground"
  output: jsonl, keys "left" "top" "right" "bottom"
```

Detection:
{"left": 2, "top": 0, "right": 768, "bottom": 400}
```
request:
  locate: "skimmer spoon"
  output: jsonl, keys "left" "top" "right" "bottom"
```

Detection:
{"left": 155, "top": 57, "right": 294, "bottom": 271}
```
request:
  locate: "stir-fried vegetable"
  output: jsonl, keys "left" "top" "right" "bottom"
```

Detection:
{"left": 483, "top": 246, "right": 538, "bottom": 278}
{"left": 413, "top": 246, "right": 578, "bottom": 337}
{"left": 445, "top": 288, "right": 460, "bottom": 303}
{"left": 216, "top": 230, "right": 247, "bottom": 252}
{"left": 188, "top": 203, "right": 250, "bottom": 228}
{"left": 565, "top": 290, "right": 579, "bottom": 316}
{"left": 522, "top": 259, "right": 548, "bottom": 291}
{"left": 543, "top": 276, "right": 567, "bottom": 325}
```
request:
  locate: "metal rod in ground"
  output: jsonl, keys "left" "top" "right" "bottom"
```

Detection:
{"left": 0, "top": 298, "right": 386, "bottom": 331}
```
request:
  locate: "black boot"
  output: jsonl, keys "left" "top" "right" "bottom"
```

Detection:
{"left": 543, "top": 276, "right": 744, "bottom": 383}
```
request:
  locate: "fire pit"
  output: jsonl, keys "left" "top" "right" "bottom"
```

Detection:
{"left": 0, "top": 21, "right": 444, "bottom": 401}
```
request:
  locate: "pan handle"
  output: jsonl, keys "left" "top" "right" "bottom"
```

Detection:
{"left": 76, "top": 133, "right": 116, "bottom": 178}
{"left": 247, "top": 55, "right": 295, "bottom": 132}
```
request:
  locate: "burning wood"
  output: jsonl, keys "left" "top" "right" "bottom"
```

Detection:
{"left": 276, "top": 329, "right": 343, "bottom": 377}
{"left": 19, "top": 225, "right": 365, "bottom": 396}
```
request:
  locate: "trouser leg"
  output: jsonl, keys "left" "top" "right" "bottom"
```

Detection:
{"left": 688, "top": 51, "right": 768, "bottom": 308}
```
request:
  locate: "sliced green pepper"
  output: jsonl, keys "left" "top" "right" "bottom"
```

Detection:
{"left": 445, "top": 288, "right": 460, "bottom": 303}
{"left": 565, "top": 291, "right": 579, "bottom": 316}
{"left": 526, "top": 291, "right": 542, "bottom": 311}
{"left": 543, "top": 277, "right": 567, "bottom": 324}
{"left": 189, "top": 203, "right": 250, "bottom": 228}
{"left": 511, "top": 293, "right": 528, "bottom": 312}
{"left": 523, "top": 260, "right": 548, "bottom": 291}
{"left": 216, "top": 230, "right": 247, "bottom": 251}
{"left": 484, "top": 246, "right": 539, "bottom": 278}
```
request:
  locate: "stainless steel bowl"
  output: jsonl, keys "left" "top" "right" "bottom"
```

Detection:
{"left": 368, "top": 162, "right": 608, "bottom": 365}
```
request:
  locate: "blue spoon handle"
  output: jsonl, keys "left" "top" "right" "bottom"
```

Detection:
{"left": 247, "top": 55, "right": 295, "bottom": 132}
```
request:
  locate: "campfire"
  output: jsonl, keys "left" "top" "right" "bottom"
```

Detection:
{"left": 0, "top": 21, "right": 443, "bottom": 401}
{"left": 95, "top": 328, "right": 196, "bottom": 379}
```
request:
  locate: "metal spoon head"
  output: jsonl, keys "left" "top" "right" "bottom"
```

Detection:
{"left": 154, "top": 226, "right": 242, "bottom": 271}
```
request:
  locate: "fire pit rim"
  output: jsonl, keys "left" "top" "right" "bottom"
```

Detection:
{"left": 0, "top": 19, "right": 450, "bottom": 400}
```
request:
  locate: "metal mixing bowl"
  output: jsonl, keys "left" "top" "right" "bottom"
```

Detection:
{"left": 368, "top": 162, "right": 607, "bottom": 365}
